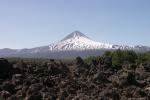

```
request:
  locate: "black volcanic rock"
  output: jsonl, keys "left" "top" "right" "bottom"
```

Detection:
{"left": 47, "top": 61, "right": 70, "bottom": 77}
{"left": 2, "top": 81, "right": 15, "bottom": 94}
{"left": 93, "top": 72, "right": 110, "bottom": 84}
{"left": 0, "top": 90, "right": 11, "bottom": 98}
{"left": 0, "top": 58, "right": 12, "bottom": 79}
{"left": 26, "top": 92, "right": 42, "bottom": 100}
{"left": 0, "top": 58, "right": 150, "bottom": 99}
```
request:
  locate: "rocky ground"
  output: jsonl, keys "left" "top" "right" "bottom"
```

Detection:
{"left": 0, "top": 57, "right": 150, "bottom": 100}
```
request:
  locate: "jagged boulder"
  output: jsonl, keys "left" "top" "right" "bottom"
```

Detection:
{"left": 2, "top": 81, "right": 15, "bottom": 94}
{"left": 26, "top": 92, "right": 42, "bottom": 100}
{"left": 0, "top": 58, "right": 12, "bottom": 79}
{"left": 76, "top": 57, "right": 84, "bottom": 65}
{"left": 73, "top": 57, "right": 90, "bottom": 77}
{"left": 0, "top": 90, "right": 11, "bottom": 99}
{"left": 93, "top": 72, "right": 110, "bottom": 84}
{"left": 12, "top": 74, "right": 24, "bottom": 86}
{"left": 47, "top": 60, "right": 70, "bottom": 77}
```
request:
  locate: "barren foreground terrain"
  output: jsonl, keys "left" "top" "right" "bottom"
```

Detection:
{"left": 0, "top": 57, "right": 150, "bottom": 100}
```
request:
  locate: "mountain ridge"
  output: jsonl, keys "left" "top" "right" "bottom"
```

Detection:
{"left": 0, "top": 31, "right": 150, "bottom": 58}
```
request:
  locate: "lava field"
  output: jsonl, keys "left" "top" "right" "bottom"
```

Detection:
{"left": 0, "top": 57, "right": 150, "bottom": 100}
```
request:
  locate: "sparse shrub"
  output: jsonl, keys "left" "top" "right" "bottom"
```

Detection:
{"left": 111, "top": 50, "right": 138, "bottom": 65}
{"left": 84, "top": 56, "right": 98, "bottom": 65}
{"left": 111, "top": 49, "right": 124, "bottom": 65}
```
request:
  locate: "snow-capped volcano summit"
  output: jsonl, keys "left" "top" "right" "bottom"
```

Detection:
{"left": 61, "top": 31, "right": 89, "bottom": 41}
{"left": 49, "top": 31, "right": 113, "bottom": 51}
{"left": 0, "top": 31, "right": 150, "bottom": 58}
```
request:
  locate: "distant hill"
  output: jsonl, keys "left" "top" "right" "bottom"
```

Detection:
{"left": 0, "top": 31, "right": 150, "bottom": 58}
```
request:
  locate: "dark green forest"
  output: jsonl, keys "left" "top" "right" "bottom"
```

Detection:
{"left": 85, "top": 50, "right": 150, "bottom": 65}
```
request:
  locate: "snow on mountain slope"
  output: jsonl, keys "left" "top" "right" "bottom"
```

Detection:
{"left": 0, "top": 31, "right": 150, "bottom": 58}
{"left": 49, "top": 31, "right": 113, "bottom": 51}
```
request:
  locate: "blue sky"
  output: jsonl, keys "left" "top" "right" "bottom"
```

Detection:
{"left": 0, "top": 0, "right": 150, "bottom": 49}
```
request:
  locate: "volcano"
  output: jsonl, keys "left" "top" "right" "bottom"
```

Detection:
{"left": 0, "top": 31, "right": 150, "bottom": 58}
{"left": 49, "top": 31, "right": 113, "bottom": 51}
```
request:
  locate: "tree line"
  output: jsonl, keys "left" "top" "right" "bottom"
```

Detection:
{"left": 85, "top": 49, "right": 150, "bottom": 65}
